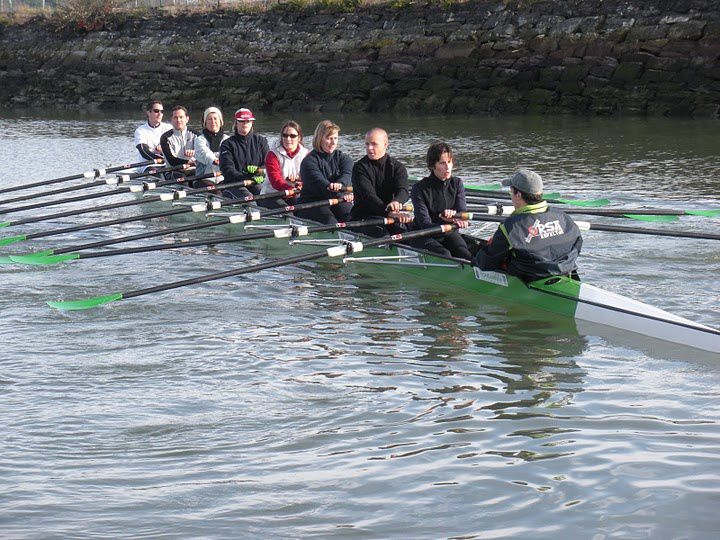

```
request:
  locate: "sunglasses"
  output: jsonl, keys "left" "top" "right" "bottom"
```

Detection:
{"left": 151, "top": 109, "right": 164, "bottom": 113}
{"left": 282, "top": 133, "right": 298, "bottom": 139}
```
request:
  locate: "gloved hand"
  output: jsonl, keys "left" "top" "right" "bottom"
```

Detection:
{"left": 246, "top": 165, "right": 259, "bottom": 174}
{"left": 252, "top": 175, "right": 264, "bottom": 184}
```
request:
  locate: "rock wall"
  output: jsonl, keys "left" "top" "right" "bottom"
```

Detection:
{"left": 0, "top": 0, "right": 718, "bottom": 116}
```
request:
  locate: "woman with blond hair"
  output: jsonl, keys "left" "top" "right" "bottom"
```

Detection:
{"left": 296, "top": 120, "right": 354, "bottom": 224}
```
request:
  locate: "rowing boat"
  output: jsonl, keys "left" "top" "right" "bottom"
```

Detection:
{"left": 3, "top": 168, "right": 719, "bottom": 354}
{"left": 182, "top": 200, "right": 720, "bottom": 354}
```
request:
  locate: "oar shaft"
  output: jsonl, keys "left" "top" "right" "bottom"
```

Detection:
{"left": 576, "top": 221, "right": 720, "bottom": 240}
{"left": 25, "top": 206, "right": 195, "bottom": 241}
{"left": 0, "top": 159, "right": 161, "bottom": 195}
{"left": 49, "top": 193, "right": 335, "bottom": 254}
{"left": 0, "top": 170, "right": 218, "bottom": 216}
{"left": 122, "top": 224, "right": 453, "bottom": 300}
{"left": 464, "top": 214, "right": 720, "bottom": 241}
{"left": 3, "top": 174, "right": 234, "bottom": 227}
{"left": 77, "top": 218, "right": 392, "bottom": 259}
{"left": 465, "top": 203, "right": 714, "bottom": 218}
{"left": 0, "top": 164, "right": 188, "bottom": 206}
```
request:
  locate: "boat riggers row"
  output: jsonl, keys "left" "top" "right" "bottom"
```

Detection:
{"left": 45, "top": 225, "right": 456, "bottom": 311}
{"left": 3, "top": 194, "right": 353, "bottom": 265}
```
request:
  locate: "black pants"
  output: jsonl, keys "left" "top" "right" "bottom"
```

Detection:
{"left": 221, "top": 183, "right": 261, "bottom": 200}
{"left": 416, "top": 230, "right": 472, "bottom": 260}
{"left": 295, "top": 201, "right": 352, "bottom": 225}
{"left": 257, "top": 195, "right": 296, "bottom": 210}
{"left": 350, "top": 221, "right": 407, "bottom": 238}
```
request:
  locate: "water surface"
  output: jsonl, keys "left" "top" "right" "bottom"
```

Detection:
{"left": 1, "top": 111, "right": 719, "bottom": 539}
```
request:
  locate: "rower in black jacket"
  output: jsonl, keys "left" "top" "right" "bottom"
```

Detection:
{"left": 474, "top": 169, "right": 582, "bottom": 282}
{"left": 410, "top": 141, "right": 472, "bottom": 260}
{"left": 350, "top": 128, "right": 412, "bottom": 236}
{"left": 218, "top": 108, "right": 269, "bottom": 200}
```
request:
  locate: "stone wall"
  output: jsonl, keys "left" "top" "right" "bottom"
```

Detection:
{"left": 0, "top": 0, "right": 718, "bottom": 116}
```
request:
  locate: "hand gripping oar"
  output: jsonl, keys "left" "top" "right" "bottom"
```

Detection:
{"left": 0, "top": 169, "right": 220, "bottom": 216}
{"left": 460, "top": 213, "right": 720, "bottom": 241}
{"left": 9, "top": 195, "right": 348, "bottom": 265}
{"left": 0, "top": 164, "right": 191, "bottom": 206}
{"left": 0, "top": 172, "right": 234, "bottom": 231}
{"left": 0, "top": 159, "right": 163, "bottom": 196}
{"left": 21, "top": 217, "right": 397, "bottom": 264}
{"left": 47, "top": 224, "right": 455, "bottom": 311}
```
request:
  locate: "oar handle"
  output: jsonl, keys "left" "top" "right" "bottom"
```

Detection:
{"left": 0, "top": 159, "right": 160, "bottom": 195}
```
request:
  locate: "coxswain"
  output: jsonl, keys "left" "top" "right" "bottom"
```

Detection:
{"left": 473, "top": 169, "right": 583, "bottom": 281}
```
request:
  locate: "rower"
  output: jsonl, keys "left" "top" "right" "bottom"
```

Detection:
{"left": 473, "top": 169, "right": 583, "bottom": 281}
{"left": 193, "top": 106, "right": 229, "bottom": 187}
{"left": 260, "top": 120, "right": 309, "bottom": 209}
{"left": 350, "top": 128, "right": 412, "bottom": 236}
{"left": 410, "top": 141, "right": 472, "bottom": 260}
{"left": 159, "top": 105, "right": 197, "bottom": 179}
{"left": 133, "top": 100, "right": 171, "bottom": 165}
{"left": 218, "top": 107, "right": 269, "bottom": 200}
{"left": 296, "top": 120, "right": 354, "bottom": 224}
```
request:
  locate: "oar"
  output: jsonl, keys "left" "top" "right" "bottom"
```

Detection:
{"left": 0, "top": 170, "right": 221, "bottom": 216}
{"left": 0, "top": 185, "right": 293, "bottom": 251}
{"left": 409, "top": 176, "right": 610, "bottom": 207}
{"left": 8, "top": 195, "right": 349, "bottom": 265}
{"left": 47, "top": 224, "right": 455, "bottom": 311}
{"left": 463, "top": 187, "right": 610, "bottom": 207}
{"left": 17, "top": 217, "right": 396, "bottom": 266}
{"left": 464, "top": 204, "right": 720, "bottom": 223}
{"left": 460, "top": 213, "right": 720, "bottom": 241}
{"left": 0, "top": 164, "right": 191, "bottom": 206}
{"left": 0, "top": 159, "right": 162, "bottom": 196}
{"left": 0, "top": 173, "right": 234, "bottom": 231}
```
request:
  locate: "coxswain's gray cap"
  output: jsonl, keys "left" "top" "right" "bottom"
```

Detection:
{"left": 502, "top": 169, "right": 543, "bottom": 195}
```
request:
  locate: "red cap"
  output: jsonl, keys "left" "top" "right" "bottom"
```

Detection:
{"left": 234, "top": 108, "right": 255, "bottom": 122}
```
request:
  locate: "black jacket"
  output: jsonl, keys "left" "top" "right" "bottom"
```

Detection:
{"left": 219, "top": 132, "right": 269, "bottom": 194}
{"left": 298, "top": 149, "right": 353, "bottom": 203}
{"left": 474, "top": 201, "right": 582, "bottom": 282}
{"left": 410, "top": 173, "right": 467, "bottom": 228}
{"left": 350, "top": 154, "right": 409, "bottom": 220}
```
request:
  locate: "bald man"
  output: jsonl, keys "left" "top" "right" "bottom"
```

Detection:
{"left": 351, "top": 128, "right": 411, "bottom": 236}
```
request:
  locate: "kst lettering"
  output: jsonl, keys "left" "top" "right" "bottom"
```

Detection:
{"left": 525, "top": 219, "right": 564, "bottom": 243}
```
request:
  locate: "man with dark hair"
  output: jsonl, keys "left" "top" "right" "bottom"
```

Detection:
{"left": 474, "top": 169, "right": 583, "bottom": 281}
{"left": 133, "top": 100, "right": 172, "bottom": 162}
{"left": 159, "top": 105, "right": 197, "bottom": 171}
{"left": 351, "top": 128, "right": 411, "bottom": 236}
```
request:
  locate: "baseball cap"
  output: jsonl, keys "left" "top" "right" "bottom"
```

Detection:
{"left": 234, "top": 108, "right": 255, "bottom": 122}
{"left": 502, "top": 169, "right": 543, "bottom": 195}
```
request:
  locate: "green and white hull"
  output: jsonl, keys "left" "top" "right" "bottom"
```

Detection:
{"left": 262, "top": 214, "right": 720, "bottom": 354}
